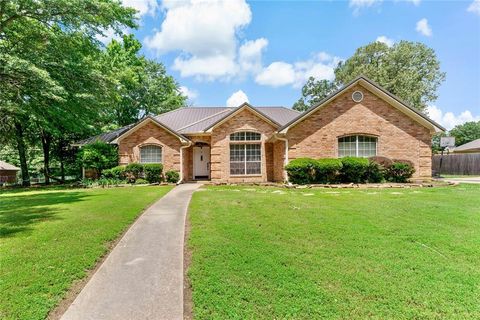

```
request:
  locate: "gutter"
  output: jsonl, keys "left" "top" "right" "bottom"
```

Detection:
{"left": 179, "top": 141, "right": 192, "bottom": 183}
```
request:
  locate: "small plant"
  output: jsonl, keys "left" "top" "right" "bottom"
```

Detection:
{"left": 385, "top": 161, "right": 415, "bottom": 183}
{"left": 364, "top": 161, "right": 384, "bottom": 183}
{"left": 80, "top": 178, "right": 95, "bottom": 188}
{"left": 125, "top": 163, "right": 143, "bottom": 183}
{"left": 143, "top": 163, "right": 163, "bottom": 183}
{"left": 102, "top": 165, "right": 126, "bottom": 180}
{"left": 285, "top": 158, "right": 318, "bottom": 184}
{"left": 135, "top": 178, "right": 149, "bottom": 185}
{"left": 165, "top": 170, "right": 180, "bottom": 183}
{"left": 340, "top": 157, "right": 370, "bottom": 183}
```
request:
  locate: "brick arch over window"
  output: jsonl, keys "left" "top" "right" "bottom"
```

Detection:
{"left": 338, "top": 134, "right": 377, "bottom": 158}
{"left": 139, "top": 144, "right": 163, "bottom": 163}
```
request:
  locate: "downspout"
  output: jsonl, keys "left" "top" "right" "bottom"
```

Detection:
{"left": 275, "top": 134, "right": 289, "bottom": 183}
{"left": 179, "top": 141, "right": 192, "bottom": 184}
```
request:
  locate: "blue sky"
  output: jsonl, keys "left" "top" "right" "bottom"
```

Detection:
{"left": 112, "top": 0, "right": 480, "bottom": 130}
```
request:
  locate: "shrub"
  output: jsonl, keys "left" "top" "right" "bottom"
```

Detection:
{"left": 77, "top": 141, "right": 118, "bottom": 176}
{"left": 368, "top": 156, "right": 393, "bottom": 168}
{"left": 364, "top": 161, "right": 384, "bottom": 183}
{"left": 125, "top": 163, "right": 143, "bottom": 183}
{"left": 315, "top": 159, "right": 343, "bottom": 184}
{"left": 285, "top": 158, "right": 318, "bottom": 184}
{"left": 165, "top": 170, "right": 180, "bottom": 183}
{"left": 135, "top": 178, "right": 149, "bottom": 185}
{"left": 102, "top": 165, "right": 126, "bottom": 180}
{"left": 340, "top": 157, "right": 370, "bottom": 183}
{"left": 385, "top": 161, "right": 415, "bottom": 183}
{"left": 143, "top": 164, "right": 163, "bottom": 183}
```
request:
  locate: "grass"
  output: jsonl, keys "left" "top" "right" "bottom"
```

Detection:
{"left": 0, "top": 185, "right": 172, "bottom": 320}
{"left": 188, "top": 185, "right": 480, "bottom": 319}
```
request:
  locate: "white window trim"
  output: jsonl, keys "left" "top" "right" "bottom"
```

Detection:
{"left": 338, "top": 135, "right": 377, "bottom": 158}
{"left": 139, "top": 145, "right": 163, "bottom": 164}
{"left": 229, "top": 143, "right": 262, "bottom": 176}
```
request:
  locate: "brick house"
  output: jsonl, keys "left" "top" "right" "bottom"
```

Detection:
{"left": 78, "top": 77, "right": 444, "bottom": 182}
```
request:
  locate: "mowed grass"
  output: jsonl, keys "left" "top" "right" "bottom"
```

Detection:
{"left": 188, "top": 185, "right": 480, "bottom": 319}
{"left": 0, "top": 185, "right": 172, "bottom": 320}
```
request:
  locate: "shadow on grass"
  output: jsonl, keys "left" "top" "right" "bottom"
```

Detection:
{"left": 0, "top": 191, "right": 91, "bottom": 238}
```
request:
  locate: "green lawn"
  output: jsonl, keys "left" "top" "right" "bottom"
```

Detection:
{"left": 0, "top": 185, "right": 172, "bottom": 320}
{"left": 188, "top": 185, "right": 480, "bottom": 319}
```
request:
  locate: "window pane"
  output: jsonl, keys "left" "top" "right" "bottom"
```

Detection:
{"left": 140, "top": 145, "right": 162, "bottom": 163}
{"left": 338, "top": 136, "right": 377, "bottom": 158}
{"left": 230, "top": 132, "right": 245, "bottom": 141}
{"left": 358, "top": 136, "right": 377, "bottom": 157}
{"left": 230, "top": 144, "right": 245, "bottom": 161}
{"left": 338, "top": 136, "right": 356, "bottom": 157}
{"left": 229, "top": 143, "right": 262, "bottom": 175}
{"left": 230, "top": 162, "right": 245, "bottom": 175}
{"left": 230, "top": 131, "right": 260, "bottom": 141}
{"left": 246, "top": 162, "right": 261, "bottom": 174}
{"left": 246, "top": 144, "right": 261, "bottom": 161}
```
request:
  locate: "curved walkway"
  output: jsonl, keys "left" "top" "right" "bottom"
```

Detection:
{"left": 61, "top": 183, "right": 202, "bottom": 320}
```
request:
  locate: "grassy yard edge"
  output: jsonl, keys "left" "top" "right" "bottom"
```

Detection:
{"left": 47, "top": 186, "right": 173, "bottom": 320}
{"left": 184, "top": 202, "right": 194, "bottom": 320}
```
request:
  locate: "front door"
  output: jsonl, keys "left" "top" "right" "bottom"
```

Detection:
{"left": 193, "top": 146, "right": 210, "bottom": 179}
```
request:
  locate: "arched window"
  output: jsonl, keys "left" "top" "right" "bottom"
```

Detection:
{"left": 140, "top": 145, "right": 162, "bottom": 163}
{"left": 338, "top": 135, "right": 377, "bottom": 158}
{"left": 229, "top": 131, "right": 261, "bottom": 175}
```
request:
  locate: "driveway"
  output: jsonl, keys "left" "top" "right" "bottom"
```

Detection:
{"left": 61, "top": 183, "right": 202, "bottom": 320}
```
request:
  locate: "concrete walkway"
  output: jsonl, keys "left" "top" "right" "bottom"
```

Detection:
{"left": 438, "top": 177, "right": 480, "bottom": 184}
{"left": 61, "top": 183, "right": 202, "bottom": 320}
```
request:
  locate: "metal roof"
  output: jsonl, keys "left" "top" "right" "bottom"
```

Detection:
{"left": 0, "top": 161, "right": 20, "bottom": 171}
{"left": 75, "top": 106, "right": 299, "bottom": 145}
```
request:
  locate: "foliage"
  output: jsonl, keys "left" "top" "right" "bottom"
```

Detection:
{"left": 188, "top": 185, "right": 480, "bottom": 319}
{"left": 125, "top": 163, "right": 144, "bottom": 183}
{"left": 102, "top": 166, "right": 126, "bottom": 180}
{"left": 314, "top": 159, "right": 343, "bottom": 183}
{"left": 449, "top": 121, "right": 480, "bottom": 146}
{"left": 292, "top": 78, "right": 338, "bottom": 112}
{"left": 385, "top": 161, "right": 415, "bottom": 183}
{"left": 294, "top": 41, "right": 446, "bottom": 112}
{"left": 364, "top": 161, "right": 384, "bottom": 183}
{"left": 368, "top": 156, "right": 393, "bottom": 168}
{"left": 340, "top": 157, "right": 370, "bottom": 183}
{"left": 165, "top": 170, "right": 180, "bottom": 183}
{"left": 143, "top": 164, "right": 163, "bottom": 183}
{"left": 77, "top": 142, "right": 118, "bottom": 174}
{"left": 285, "top": 158, "right": 318, "bottom": 184}
{"left": 0, "top": 186, "right": 172, "bottom": 319}
{"left": 135, "top": 178, "right": 149, "bottom": 185}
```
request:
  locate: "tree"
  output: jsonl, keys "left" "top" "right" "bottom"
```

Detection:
{"left": 293, "top": 77, "right": 338, "bottom": 112}
{"left": 294, "top": 41, "right": 446, "bottom": 113}
{"left": 102, "top": 35, "right": 186, "bottom": 126}
{"left": 77, "top": 141, "right": 118, "bottom": 177}
{"left": 449, "top": 121, "right": 480, "bottom": 146}
{"left": 335, "top": 41, "right": 445, "bottom": 112}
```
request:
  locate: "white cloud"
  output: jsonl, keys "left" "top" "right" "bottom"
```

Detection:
{"left": 376, "top": 35, "right": 394, "bottom": 47}
{"left": 238, "top": 38, "right": 269, "bottom": 75}
{"left": 468, "top": 0, "right": 480, "bottom": 15}
{"left": 144, "top": 0, "right": 252, "bottom": 80}
{"left": 255, "top": 52, "right": 340, "bottom": 88}
{"left": 349, "top": 0, "right": 382, "bottom": 14}
{"left": 427, "top": 105, "right": 480, "bottom": 130}
{"left": 122, "top": 0, "right": 159, "bottom": 17}
{"left": 179, "top": 86, "right": 198, "bottom": 101}
{"left": 226, "top": 90, "right": 249, "bottom": 108}
{"left": 416, "top": 18, "right": 432, "bottom": 37}
{"left": 403, "top": 0, "right": 421, "bottom": 5}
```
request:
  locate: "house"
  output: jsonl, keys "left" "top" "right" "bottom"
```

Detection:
{"left": 0, "top": 161, "right": 20, "bottom": 184}
{"left": 77, "top": 76, "right": 445, "bottom": 182}
{"left": 452, "top": 138, "right": 480, "bottom": 154}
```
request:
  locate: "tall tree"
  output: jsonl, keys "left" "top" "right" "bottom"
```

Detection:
{"left": 102, "top": 35, "right": 186, "bottom": 126}
{"left": 293, "top": 41, "right": 446, "bottom": 113}
{"left": 449, "top": 121, "right": 480, "bottom": 146}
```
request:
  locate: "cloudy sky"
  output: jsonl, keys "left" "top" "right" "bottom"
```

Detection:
{"left": 107, "top": 0, "right": 479, "bottom": 130}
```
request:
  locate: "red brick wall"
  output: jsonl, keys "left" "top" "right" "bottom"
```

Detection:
{"left": 118, "top": 121, "right": 182, "bottom": 173}
{"left": 0, "top": 170, "right": 18, "bottom": 183}
{"left": 286, "top": 85, "right": 433, "bottom": 178}
{"left": 210, "top": 108, "right": 277, "bottom": 183}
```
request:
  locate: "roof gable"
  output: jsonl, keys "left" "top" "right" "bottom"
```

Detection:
{"left": 278, "top": 76, "right": 445, "bottom": 134}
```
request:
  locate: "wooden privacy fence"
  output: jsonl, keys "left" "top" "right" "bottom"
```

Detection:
{"left": 432, "top": 153, "right": 480, "bottom": 175}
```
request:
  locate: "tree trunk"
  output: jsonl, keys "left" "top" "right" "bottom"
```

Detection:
{"left": 58, "top": 139, "right": 66, "bottom": 183}
{"left": 41, "top": 131, "right": 52, "bottom": 185}
{"left": 14, "top": 121, "right": 30, "bottom": 187}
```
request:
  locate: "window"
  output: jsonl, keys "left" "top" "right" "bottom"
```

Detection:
{"left": 140, "top": 145, "right": 162, "bottom": 163}
{"left": 338, "top": 135, "right": 377, "bottom": 157}
{"left": 229, "top": 131, "right": 261, "bottom": 175}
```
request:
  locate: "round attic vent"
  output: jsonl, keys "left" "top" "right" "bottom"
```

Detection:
{"left": 352, "top": 91, "right": 364, "bottom": 103}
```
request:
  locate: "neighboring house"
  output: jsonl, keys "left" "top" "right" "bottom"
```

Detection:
{"left": 452, "top": 138, "right": 480, "bottom": 154}
{"left": 77, "top": 76, "right": 444, "bottom": 182}
{"left": 0, "top": 161, "right": 20, "bottom": 184}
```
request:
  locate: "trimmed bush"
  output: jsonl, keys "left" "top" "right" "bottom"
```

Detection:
{"left": 368, "top": 156, "right": 393, "bottom": 168}
{"left": 285, "top": 158, "right": 318, "bottom": 184}
{"left": 165, "top": 170, "right": 180, "bottom": 183}
{"left": 102, "top": 165, "right": 126, "bottom": 180}
{"left": 385, "top": 161, "right": 415, "bottom": 183}
{"left": 125, "top": 163, "right": 143, "bottom": 183}
{"left": 340, "top": 157, "right": 370, "bottom": 183}
{"left": 143, "top": 164, "right": 163, "bottom": 183}
{"left": 315, "top": 159, "right": 343, "bottom": 184}
{"left": 364, "top": 161, "right": 384, "bottom": 183}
